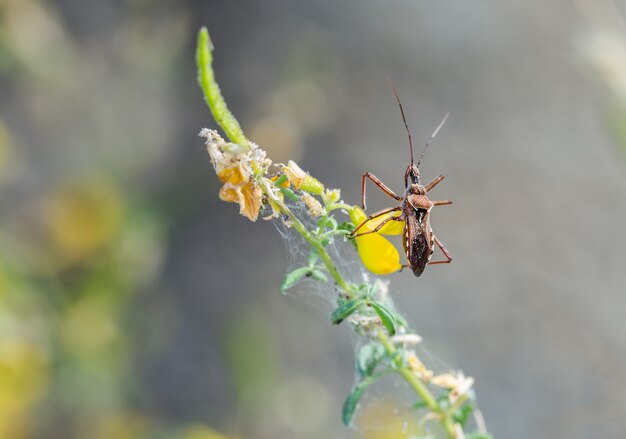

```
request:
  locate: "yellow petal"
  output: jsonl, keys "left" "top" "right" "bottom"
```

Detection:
{"left": 355, "top": 233, "right": 402, "bottom": 275}
{"left": 349, "top": 207, "right": 404, "bottom": 235}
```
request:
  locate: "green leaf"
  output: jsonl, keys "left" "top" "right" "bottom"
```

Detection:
{"left": 453, "top": 402, "right": 475, "bottom": 427}
{"left": 280, "top": 187, "right": 299, "bottom": 201}
{"left": 331, "top": 298, "right": 364, "bottom": 325}
{"left": 273, "top": 174, "right": 288, "bottom": 186}
{"left": 280, "top": 267, "right": 310, "bottom": 293}
{"left": 307, "top": 250, "right": 319, "bottom": 266}
{"left": 337, "top": 221, "right": 356, "bottom": 233}
{"left": 308, "top": 268, "right": 328, "bottom": 283}
{"left": 342, "top": 379, "right": 371, "bottom": 426}
{"left": 325, "top": 217, "right": 338, "bottom": 231}
{"left": 370, "top": 302, "right": 397, "bottom": 335}
{"left": 356, "top": 343, "right": 385, "bottom": 377}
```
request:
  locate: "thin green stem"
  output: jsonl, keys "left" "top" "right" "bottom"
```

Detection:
{"left": 261, "top": 180, "right": 353, "bottom": 296}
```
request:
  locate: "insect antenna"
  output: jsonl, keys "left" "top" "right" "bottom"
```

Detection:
{"left": 417, "top": 112, "right": 449, "bottom": 167}
{"left": 386, "top": 77, "right": 415, "bottom": 165}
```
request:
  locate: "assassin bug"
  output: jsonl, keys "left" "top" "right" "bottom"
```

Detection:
{"left": 350, "top": 79, "right": 452, "bottom": 277}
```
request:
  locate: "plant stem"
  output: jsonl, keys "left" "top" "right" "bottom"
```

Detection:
{"left": 196, "top": 27, "right": 250, "bottom": 149}
{"left": 377, "top": 330, "right": 457, "bottom": 438}
{"left": 261, "top": 180, "right": 353, "bottom": 296}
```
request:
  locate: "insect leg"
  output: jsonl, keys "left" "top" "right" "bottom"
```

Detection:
{"left": 425, "top": 174, "right": 445, "bottom": 192}
{"left": 361, "top": 172, "right": 403, "bottom": 210}
{"left": 350, "top": 206, "right": 402, "bottom": 236}
{"left": 432, "top": 200, "right": 452, "bottom": 206}
{"left": 427, "top": 234, "right": 453, "bottom": 265}
{"left": 352, "top": 214, "right": 404, "bottom": 238}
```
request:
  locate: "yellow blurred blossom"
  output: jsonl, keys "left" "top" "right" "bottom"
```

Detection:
{"left": 202, "top": 129, "right": 269, "bottom": 222}
{"left": 0, "top": 340, "right": 48, "bottom": 438}
{"left": 44, "top": 178, "right": 125, "bottom": 266}
{"left": 180, "top": 425, "right": 238, "bottom": 439}
{"left": 90, "top": 412, "right": 151, "bottom": 439}
{"left": 349, "top": 207, "right": 404, "bottom": 275}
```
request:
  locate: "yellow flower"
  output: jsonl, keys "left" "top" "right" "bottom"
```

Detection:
{"left": 349, "top": 207, "right": 404, "bottom": 275}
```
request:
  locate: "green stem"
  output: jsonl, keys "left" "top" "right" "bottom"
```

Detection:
{"left": 377, "top": 331, "right": 457, "bottom": 438}
{"left": 261, "top": 180, "right": 353, "bottom": 296}
{"left": 196, "top": 27, "right": 250, "bottom": 149}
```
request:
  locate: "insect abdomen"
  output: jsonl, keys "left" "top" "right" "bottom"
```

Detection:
{"left": 403, "top": 211, "right": 431, "bottom": 277}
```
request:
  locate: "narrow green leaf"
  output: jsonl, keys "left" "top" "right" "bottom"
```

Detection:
{"left": 453, "top": 402, "right": 475, "bottom": 427}
{"left": 308, "top": 268, "right": 328, "bottom": 283}
{"left": 342, "top": 379, "right": 371, "bottom": 426}
{"left": 356, "top": 343, "right": 385, "bottom": 377}
{"left": 196, "top": 27, "right": 249, "bottom": 148}
{"left": 279, "top": 187, "right": 299, "bottom": 201}
{"left": 274, "top": 174, "right": 288, "bottom": 186}
{"left": 331, "top": 298, "right": 364, "bottom": 325}
{"left": 280, "top": 267, "right": 310, "bottom": 293}
{"left": 307, "top": 250, "right": 319, "bottom": 266}
{"left": 370, "top": 302, "right": 397, "bottom": 335}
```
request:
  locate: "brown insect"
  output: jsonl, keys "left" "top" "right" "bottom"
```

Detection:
{"left": 350, "top": 79, "right": 452, "bottom": 277}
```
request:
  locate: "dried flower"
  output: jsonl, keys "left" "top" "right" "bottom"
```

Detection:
{"left": 283, "top": 160, "right": 324, "bottom": 195}
{"left": 201, "top": 129, "right": 269, "bottom": 221}
{"left": 431, "top": 370, "right": 475, "bottom": 404}
{"left": 301, "top": 192, "right": 324, "bottom": 217}
{"left": 407, "top": 352, "right": 434, "bottom": 381}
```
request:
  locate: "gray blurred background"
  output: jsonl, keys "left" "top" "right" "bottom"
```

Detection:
{"left": 1, "top": 0, "right": 626, "bottom": 438}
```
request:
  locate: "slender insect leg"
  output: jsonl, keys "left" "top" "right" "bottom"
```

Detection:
{"left": 427, "top": 234, "right": 453, "bottom": 265}
{"left": 432, "top": 200, "right": 452, "bottom": 206}
{"left": 352, "top": 215, "right": 404, "bottom": 238}
{"left": 351, "top": 206, "right": 402, "bottom": 236}
{"left": 425, "top": 174, "right": 445, "bottom": 192}
{"left": 361, "top": 172, "right": 403, "bottom": 210}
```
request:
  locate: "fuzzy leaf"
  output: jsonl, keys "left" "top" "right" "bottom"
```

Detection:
{"left": 308, "top": 268, "right": 328, "bottom": 283}
{"left": 280, "top": 267, "right": 310, "bottom": 293}
{"left": 370, "top": 302, "right": 397, "bottom": 335}
{"left": 357, "top": 343, "right": 385, "bottom": 378}
{"left": 331, "top": 298, "right": 364, "bottom": 325}
{"left": 342, "top": 379, "right": 371, "bottom": 426}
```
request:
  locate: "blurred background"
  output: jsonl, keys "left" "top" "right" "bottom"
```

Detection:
{"left": 1, "top": 0, "right": 626, "bottom": 438}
